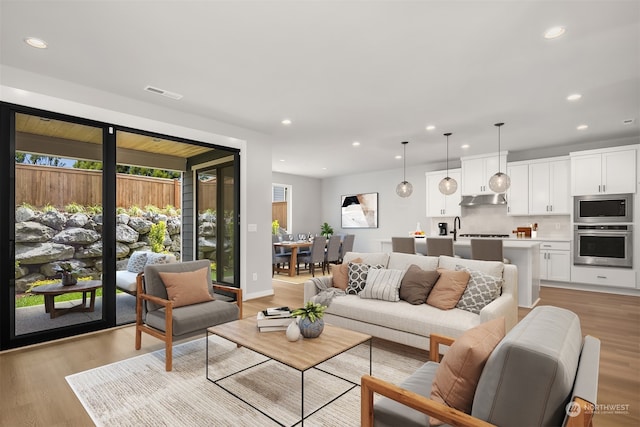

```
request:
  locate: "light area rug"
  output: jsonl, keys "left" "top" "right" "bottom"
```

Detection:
{"left": 66, "top": 335, "right": 428, "bottom": 427}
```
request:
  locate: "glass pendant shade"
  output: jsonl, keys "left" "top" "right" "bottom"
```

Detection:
{"left": 396, "top": 181, "right": 413, "bottom": 197}
{"left": 438, "top": 176, "right": 458, "bottom": 195}
{"left": 439, "top": 132, "right": 458, "bottom": 195}
{"left": 396, "top": 141, "right": 412, "bottom": 198}
{"left": 489, "top": 172, "right": 511, "bottom": 193}
{"left": 490, "top": 123, "right": 510, "bottom": 193}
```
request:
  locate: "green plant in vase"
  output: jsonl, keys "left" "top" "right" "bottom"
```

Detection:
{"left": 291, "top": 301, "right": 327, "bottom": 338}
{"left": 54, "top": 262, "right": 79, "bottom": 286}
{"left": 320, "top": 222, "right": 334, "bottom": 238}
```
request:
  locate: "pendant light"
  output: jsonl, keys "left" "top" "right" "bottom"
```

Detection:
{"left": 438, "top": 132, "right": 458, "bottom": 195}
{"left": 488, "top": 122, "right": 511, "bottom": 193}
{"left": 396, "top": 141, "right": 413, "bottom": 197}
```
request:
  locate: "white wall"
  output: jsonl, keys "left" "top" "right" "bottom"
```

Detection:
{"left": 1, "top": 65, "right": 274, "bottom": 299}
{"left": 271, "top": 172, "right": 322, "bottom": 236}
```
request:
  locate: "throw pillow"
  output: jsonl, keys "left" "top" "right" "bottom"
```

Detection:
{"left": 426, "top": 269, "right": 470, "bottom": 310}
{"left": 360, "top": 268, "right": 404, "bottom": 301}
{"left": 126, "top": 251, "right": 148, "bottom": 273}
{"left": 146, "top": 252, "right": 173, "bottom": 265}
{"left": 331, "top": 257, "right": 362, "bottom": 290}
{"left": 455, "top": 265, "right": 503, "bottom": 315}
{"left": 158, "top": 267, "right": 214, "bottom": 308}
{"left": 399, "top": 264, "right": 441, "bottom": 305}
{"left": 429, "top": 317, "right": 505, "bottom": 426}
{"left": 346, "top": 262, "right": 384, "bottom": 295}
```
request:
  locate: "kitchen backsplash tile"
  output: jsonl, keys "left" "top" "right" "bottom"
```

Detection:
{"left": 429, "top": 205, "right": 571, "bottom": 239}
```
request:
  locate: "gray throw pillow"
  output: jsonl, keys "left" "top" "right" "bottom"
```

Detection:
{"left": 399, "top": 264, "right": 441, "bottom": 305}
{"left": 126, "top": 251, "right": 148, "bottom": 273}
{"left": 454, "top": 265, "right": 503, "bottom": 314}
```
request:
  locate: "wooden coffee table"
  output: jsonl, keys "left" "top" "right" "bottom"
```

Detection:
{"left": 30, "top": 280, "right": 102, "bottom": 319}
{"left": 206, "top": 317, "right": 371, "bottom": 426}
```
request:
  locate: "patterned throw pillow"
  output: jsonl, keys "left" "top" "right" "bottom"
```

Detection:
{"left": 126, "top": 251, "right": 148, "bottom": 273}
{"left": 146, "top": 252, "right": 172, "bottom": 265}
{"left": 346, "top": 262, "right": 384, "bottom": 295}
{"left": 360, "top": 268, "right": 404, "bottom": 301}
{"left": 454, "top": 265, "right": 503, "bottom": 314}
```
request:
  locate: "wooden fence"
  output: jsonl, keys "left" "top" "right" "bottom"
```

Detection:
{"left": 16, "top": 164, "right": 182, "bottom": 209}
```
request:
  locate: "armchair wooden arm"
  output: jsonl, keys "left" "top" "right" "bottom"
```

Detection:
{"left": 429, "top": 333, "right": 456, "bottom": 362}
{"left": 213, "top": 284, "right": 243, "bottom": 319}
{"left": 361, "top": 375, "right": 495, "bottom": 427}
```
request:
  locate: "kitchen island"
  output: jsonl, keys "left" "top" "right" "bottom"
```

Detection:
{"left": 380, "top": 237, "right": 540, "bottom": 307}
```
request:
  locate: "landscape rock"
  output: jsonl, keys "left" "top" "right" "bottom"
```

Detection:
{"left": 52, "top": 227, "right": 101, "bottom": 245}
{"left": 15, "top": 206, "right": 36, "bottom": 223}
{"left": 39, "top": 210, "right": 67, "bottom": 230}
{"left": 116, "top": 224, "right": 139, "bottom": 243}
{"left": 74, "top": 242, "right": 103, "bottom": 259}
{"left": 15, "top": 242, "right": 75, "bottom": 264}
{"left": 15, "top": 221, "right": 56, "bottom": 243}
{"left": 128, "top": 217, "right": 153, "bottom": 234}
{"left": 67, "top": 213, "right": 89, "bottom": 227}
{"left": 16, "top": 273, "right": 46, "bottom": 293}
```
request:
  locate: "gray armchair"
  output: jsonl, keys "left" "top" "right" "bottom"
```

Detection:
{"left": 135, "top": 259, "right": 242, "bottom": 371}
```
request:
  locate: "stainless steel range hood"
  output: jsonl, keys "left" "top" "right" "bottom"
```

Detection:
{"left": 460, "top": 194, "right": 507, "bottom": 206}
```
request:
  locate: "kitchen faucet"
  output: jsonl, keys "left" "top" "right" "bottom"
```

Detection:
{"left": 451, "top": 216, "right": 461, "bottom": 241}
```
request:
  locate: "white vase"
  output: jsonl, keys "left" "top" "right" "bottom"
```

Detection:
{"left": 286, "top": 320, "right": 300, "bottom": 341}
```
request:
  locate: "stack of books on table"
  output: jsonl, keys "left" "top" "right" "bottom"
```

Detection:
{"left": 257, "top": 306, "right": 294, "bottom": 332}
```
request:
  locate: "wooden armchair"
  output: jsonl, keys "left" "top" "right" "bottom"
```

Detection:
{"left": 362, "top": 306, "right": 600, "bottom": 427}
{"left": 135, "top": 259, "right": 242, "bottom": 371}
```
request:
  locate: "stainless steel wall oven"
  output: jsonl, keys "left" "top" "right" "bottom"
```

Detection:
{"left": 574, "top": 225, "right": 633, "bottom": 268}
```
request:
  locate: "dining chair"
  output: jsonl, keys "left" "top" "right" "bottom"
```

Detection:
{"left": 426, "top": 237, "right": 455, "bottom": 257}
{"left": 339, "top": 234, "right": 355, "bottom": 262}
{"left": 272, "top": 243, "right": 291, "bottom": 276}
{"left": 391, "top": 237, "right": 416, "bottom": 254}
{"left": 297, "top": 236, "right": 327, "bottom": 277}
{"left": 324, "top": 235, "right": 342, "bottom": 274}
{"left": 470, "top": 238, "right": 506, "bottom": 262}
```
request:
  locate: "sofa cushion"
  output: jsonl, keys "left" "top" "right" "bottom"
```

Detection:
{"left": 343, "top": 252, "right": 390, "bottom": 268}
{"left": 399, "top": 265, "right": 440, "bottom": 305}
{"left": 360, "top": 268, "right": 404, "bottom": 301}
{"left": 454, "top": 265, "right": 503, "bottom": 315}
{"left": 438, "top": 256, "right": 503, "bottom": 278}
{"left": 471, "top": 306, "right": 583, "bottom": 426}
{"left": 159, "top": 267, "right": 214, "bottom": 308}
{"left": 388, "top": 253, "right": 439, "bottom": 271}
{"left": 126, "top": 251, "right": 148, "bottom": 273}
{"left": 146, "top": 252, "right": 177, "bottom": 265}
{"left": 325, "top": 295, "right": 480, "bottom": 339}
{"left": 430, "top": 317, "right": 505, "bottom": 425}
{"left": 331, "top": 257, "right": 362, "bottom": 290}
{"left": 426, "top": 269, "right": 470, "bottom": 310}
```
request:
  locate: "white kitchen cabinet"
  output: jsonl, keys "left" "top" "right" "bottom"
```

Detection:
{"left": 506, "top": 163, "right": 529, "bottom": 215}
{"left": 425, "top": 169, "right": 461, "bottom": 217}
{"left": 461, "top": 152, "right": 506, "bottom": 195}
{"left": 571, "top": 265, "right": 637, "bottom": 288}
{"left": 570, "top": 148, "right": 637, "bottom": 195}
{"left": 539, "top": 241, "right": 571, "bottom": 282}
{"left": 529, "top": 158, "right": 570, "bottom": 215}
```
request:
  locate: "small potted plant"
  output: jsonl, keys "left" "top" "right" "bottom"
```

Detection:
{"left": 54, "top": 262, "right": 79, "bottom": 286}
{"left": 320, "top": 222, "right": 334, "bottom": 238}
{"left": 291, "top": 301, "right": 327, "bottom": 338}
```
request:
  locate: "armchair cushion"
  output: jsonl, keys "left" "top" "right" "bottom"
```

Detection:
{"left": 145, "top": 299, "right": 239, "bottom": 336}
{"left": 159, "top": 267, "right": 214, "bottom": 308}
{"left": 430, "top": 317, "right": 505, "bottom": 425}
{"left": 126, "top": 251, "right": 148, "bottom": 273}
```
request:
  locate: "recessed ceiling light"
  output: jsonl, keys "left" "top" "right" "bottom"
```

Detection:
{"left": 426, "top": 125, "right": 436, "bottom": 131}
{"left": 24, "top": 37, "right": 48, "bottom": 49}
{"left": 544, "top": 26, "right": 566, "bottom": 39}
{"left": 577, "top": 124, "right": 589, "bottom": 130}
{"left": 461, "top": 144, "right": 470, "bottom": 149}
{"left": 567, "top": 93, "right": 582, "bottom": 101}
{"left": 352, "top": 141, "right": 361, "bottom": 147}
{"left": 281, "top": 119, "right": 292, "bottom": 125}
{"left": 395, "top": 155, "right": 402, "bottom": 160}
{"left": 279, "top": 159, "right": 285, "bottom": 162}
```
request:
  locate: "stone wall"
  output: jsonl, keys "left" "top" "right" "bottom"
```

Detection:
{"left": 14, "top": 206, "right": 181, "bottom": 293}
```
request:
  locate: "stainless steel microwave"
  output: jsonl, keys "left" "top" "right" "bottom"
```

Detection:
{"left": 574, "top": 193, "right": 633, "bottom": 223}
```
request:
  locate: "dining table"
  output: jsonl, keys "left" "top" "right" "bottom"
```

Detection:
{"left": 273, "top": 240, "right": 313, "bottom": 276}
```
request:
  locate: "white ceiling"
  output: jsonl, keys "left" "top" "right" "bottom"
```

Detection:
{"left": 1, "top": 1, "right": 639, "bottom": 178}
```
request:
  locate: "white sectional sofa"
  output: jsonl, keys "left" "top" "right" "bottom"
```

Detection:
{"left": 303, "top": 252, "right": 518, "bottom": 351}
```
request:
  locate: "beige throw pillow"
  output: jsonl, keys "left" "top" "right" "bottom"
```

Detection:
{"left": 430, "top": 317, "right": 506, "bottom": 425}
{"left": 426, "top": 269, "right": 470, "bottom": 310}
{"left": 159, "top": 267, "right": 214, "bottom": 308}
{"left": 331, "top": 257, "right": 362, "bottom": 290}
{"left": 399, "top": 264, "right": 441, "bottom": 305}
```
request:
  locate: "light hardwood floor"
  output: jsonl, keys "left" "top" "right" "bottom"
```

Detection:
{"left": 1, "top": 274, "right": 638, "bottom": 426}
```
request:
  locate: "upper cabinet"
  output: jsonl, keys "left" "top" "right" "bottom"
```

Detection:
{"left": 461, "top": 152, "right": 507, "bottom": 195}
{"left": 528, "top": 158, "right": 570, "bottom": 215}
{"left": 571, "top": 147, "right": 637, "bottom": 196}
{"left": 425, "top": 169, "right": 461, "bottom": 217}
{"left": 506, "top": 163, "right": 529, "bottom": 215}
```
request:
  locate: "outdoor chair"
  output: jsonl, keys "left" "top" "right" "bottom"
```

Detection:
{"left": 135, "top": 259, "right": 242, "bottom": 371}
